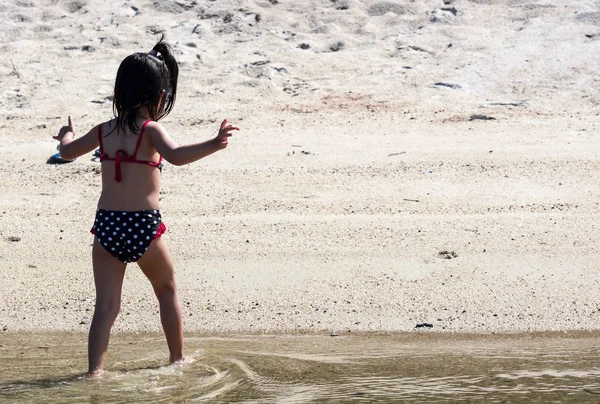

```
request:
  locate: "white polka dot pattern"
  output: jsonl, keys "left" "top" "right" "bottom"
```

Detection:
{"left": 91, "top": 209, "right": 165, "bottom": 263}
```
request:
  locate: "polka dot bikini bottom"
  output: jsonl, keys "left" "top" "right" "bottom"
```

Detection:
{"left": 90, "top": 209, "right": 167, "bottom": 263}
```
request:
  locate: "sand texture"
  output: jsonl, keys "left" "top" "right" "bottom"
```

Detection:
{"left": 1, "top": 0, "right": 600, "bottom": 333}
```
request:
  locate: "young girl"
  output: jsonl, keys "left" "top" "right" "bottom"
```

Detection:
{"left": 53, "top": 38, "right": 239, "bottom": 376}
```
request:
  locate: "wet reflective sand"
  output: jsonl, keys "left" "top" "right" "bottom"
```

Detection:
{"left": 2, "top": 332, "right": 600, "bottom": 403}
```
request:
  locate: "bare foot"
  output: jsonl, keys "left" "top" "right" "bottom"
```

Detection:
{"left": 87, "top": 369, "right": 104, "bottom": 379}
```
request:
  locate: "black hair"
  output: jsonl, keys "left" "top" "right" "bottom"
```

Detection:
{"left": 112, "top": 35, "right": 179, "bottom": 134}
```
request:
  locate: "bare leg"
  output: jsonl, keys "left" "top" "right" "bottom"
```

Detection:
{"left": 137, "top": 237, "right": 184, "bottom": 362}
{"left": 88, "top": 238, "right": 126, "bottom": 375}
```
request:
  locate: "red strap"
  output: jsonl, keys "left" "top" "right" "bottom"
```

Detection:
{"left": 98, "top": 120, "right": 160, "bottom": 182}
{"left": 133, "top": 120, "right": 152, "bottom": 159}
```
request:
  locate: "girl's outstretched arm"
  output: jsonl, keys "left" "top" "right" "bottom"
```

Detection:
{"left": 53, "top": 116, "right": 99, "bottom": 160}
{"left": 148, "top": 119, "right": 239, "bottom": 166}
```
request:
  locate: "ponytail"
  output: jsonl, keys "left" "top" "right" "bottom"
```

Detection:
{"left": 151, "top": 35, "right": 178, "bottom": 119}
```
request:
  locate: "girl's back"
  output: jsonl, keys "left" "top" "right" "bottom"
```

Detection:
{"left": 97, "top": 118, "right": 162, "bottom": 211}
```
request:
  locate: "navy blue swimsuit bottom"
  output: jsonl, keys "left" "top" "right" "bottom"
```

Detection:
{"left": 90, "top": 209, "right": 166, "bottom": 263}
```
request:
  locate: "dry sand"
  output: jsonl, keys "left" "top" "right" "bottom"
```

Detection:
{"left": 1, "top": 0, "right": 600, "bottom": 333}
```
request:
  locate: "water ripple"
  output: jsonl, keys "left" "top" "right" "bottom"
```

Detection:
{"left": 2, "top": 332, "right": 600, "bottom": 403}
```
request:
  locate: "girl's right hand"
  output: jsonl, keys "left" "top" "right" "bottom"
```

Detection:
{"left": 53, "top": 116, "right": 76, "bottom": 142}
{"left": 214, "top": 119, "right": 239, "bottom": 149}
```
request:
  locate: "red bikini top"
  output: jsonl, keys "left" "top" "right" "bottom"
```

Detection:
{"left": 98, "top": 119, "right": 163, "bottom": 182}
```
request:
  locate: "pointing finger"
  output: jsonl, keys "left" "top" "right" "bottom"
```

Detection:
{"left": 222, "top": 125, "right": 239, "bottom": 132}
{"left": 220, "top": 119, "right": 228, "bottom": 129}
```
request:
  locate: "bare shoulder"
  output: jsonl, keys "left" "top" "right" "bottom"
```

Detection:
{"left": 97, "top": 119, "right": 117, "bottom": 136}
{"left": 144, "top": 121, "right": 178, "bottom": 155}
{"left": 145, "top": 120, "right": 168, "bottom": 138}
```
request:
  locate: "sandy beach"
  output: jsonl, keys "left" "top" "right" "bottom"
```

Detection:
{"left": 1, "top": 0, "right": 599, "bottom": 334}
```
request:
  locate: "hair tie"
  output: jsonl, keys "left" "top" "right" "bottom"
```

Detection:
{"left": 149, "top": 49, "right": 161, "bottom": 58}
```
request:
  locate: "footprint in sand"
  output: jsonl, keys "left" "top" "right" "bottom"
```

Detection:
{"left": 437, "top": 251, "right": 458, "bottom": 260}
{"left": 367, "top": 2, "right": 408, "bottom": 17}
{"left": 64, "top": 0, "right": 87, "bottom": 13}
{"left": 575, "top": 12, "right": 600, "bottom": 26}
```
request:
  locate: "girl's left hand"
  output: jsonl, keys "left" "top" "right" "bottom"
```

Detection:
{"left": 53, "top": 116, "right": 76, "bottom": 142}
{"left": 215, "top": 118, "right": 239, "bottom": 149}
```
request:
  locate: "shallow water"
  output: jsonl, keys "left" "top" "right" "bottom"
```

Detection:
{"left": 1, "top": 332, "right": 600, "bottom": 403}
